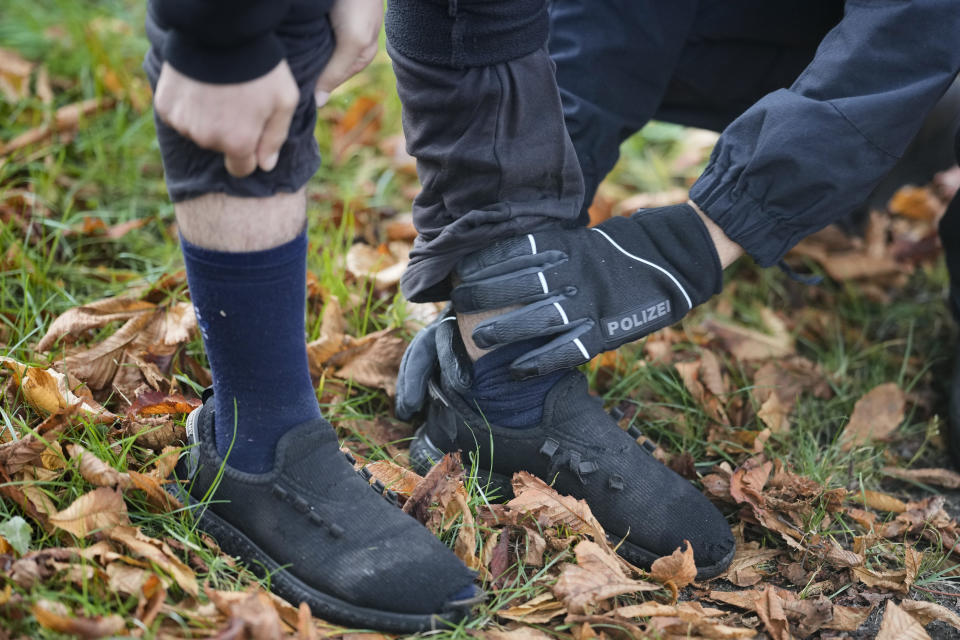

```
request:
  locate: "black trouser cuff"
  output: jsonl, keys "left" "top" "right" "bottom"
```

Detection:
{"left": 385, "top": 0, "right": 548, "bottom": 68}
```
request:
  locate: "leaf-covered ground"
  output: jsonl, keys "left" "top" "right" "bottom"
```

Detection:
{"left": 2, "top": 2, "right": 960, "bottom": 639}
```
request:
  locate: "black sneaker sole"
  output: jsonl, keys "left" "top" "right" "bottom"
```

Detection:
{"left": 410, "top": 426, "right": 734, "bottom": 581}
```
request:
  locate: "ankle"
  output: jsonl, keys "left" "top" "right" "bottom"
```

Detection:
{"left": 456, "top": 309, "right": 517, "bottom": 361}
{"left": 465, "top": 339, "right": 564, "bottom": 428}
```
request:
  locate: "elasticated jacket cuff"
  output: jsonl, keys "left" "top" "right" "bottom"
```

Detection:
{"left": 163, "top": 30, "right": 285, "bottom": 84}
{"left": 689, "top": 161, "right": 790, "bottom": 268}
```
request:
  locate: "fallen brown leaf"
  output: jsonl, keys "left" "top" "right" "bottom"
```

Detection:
{"left": 66, "top": 443, "right": 132, "bottom": 489}
{"left": 721, "top": 537, "right": 780, "bottom": 587}
{"left": 134, "top": 573, "right": 166, "bottom": 629}
{"left": 106, "top": 562, "right": 151, "bottom": 596}
{"left": 829, "top": 604, "right": 876, "bottom": 632}
{"left": 497, "top": 592, "right": 566, "bottom": 624}
{"left": 1, "top": 97, "right": 117, "bottom": 156}
{"left": 49, "top": 487, "right": 129, "bottom": 538}
{"left": 650, "top": 540, "right": 698, "bottom": 590}
{"left": 0, "top": 407, "right": 74, "bottom": 476}
{"left": 506, "top": 472, "right": 609, "bottom": 551}
{"left": 403, "top": 452, "right": 463, "bottom": 529}
{"left": 126, "top": 389, "right": 199, "bottom": 418}
{"left": 840, "top": 382, "right": 906, "bottom": 450}
{"left": 520, "top": 526, "right": 547, "bottom": 567}
{"left": 899, "top": 599, "right": 960, "bottom": 631}
{"left": 850, "top": 489, "right": 908, "bottom": 513}
{"left": 32, "top": 600, "right": 125, "bottom": 639}
{"left": 108, "top": 526, "right": 197, "bottom": 596}
{"left": 306, "top": 298, "right": 349, "bottom": 376}
{"left": 702, "top": 308, "right": 794, "bottom": 362}
{"left": 484, "top": 627, "right": 554, "bottom": 640}
{"left": 0, "top": 357, "right": 114, "bottom": 420}
{"left": 851, "top": 565, "right": 911, "bottom": 593}
{"left": 753, "top": 587, "right": 790, "bottom": 640}
{"left": 208, "top": 588, "right": 284, "bottom": 640}
{"left": 877, "top": 601, "right": 931, "bottom": 640}
{"left": 36, "top": 296, "right": 155, "bottom": 352}
{"left": 331, "top": 95, "right": 383, "bottom": 164}
{"left": 345, "top": 242, "right": 408, "bottom": 291}
{"left": 59, "top": 312, "right": 155, "bottom": 390}
{"left": 889, "top": 185, "right": 944, "bottom": 222}
{"left": 128, "top": 469, "right": 184, "bottom": 513}
{"left": 881, "top": 466, "right": 960, "bottom": 489}
{"left": 553, "top": 540, "right": 658, "bottom": 614}
{"left": 332, "top": 328, "right": 406, "bottom": 396}
{"left": 0, "top": 47, "right": 33, "bottom": 101}
{"left": 364, "top": 459, "right": 422, "bottom": 498}
{"left": 120, "top": 416, "right": 187, "bottom": 451}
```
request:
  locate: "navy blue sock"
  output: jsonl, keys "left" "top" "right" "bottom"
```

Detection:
{"left": 465, "top": 339, "right": 564, "bottom": 428}
{"left": 181, "top": 231, "right": 322, "bottom": 473}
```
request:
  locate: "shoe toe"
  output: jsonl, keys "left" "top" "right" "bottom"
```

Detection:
{"left": 682, "top": 495, "right": 735, "bottom": 579}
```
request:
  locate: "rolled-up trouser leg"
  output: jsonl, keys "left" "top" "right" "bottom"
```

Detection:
{"left": 386, "top": 0, "right": 585, "bottom": 303}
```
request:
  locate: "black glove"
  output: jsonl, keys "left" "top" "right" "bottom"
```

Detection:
{"left": 450, "top": 203, "right": 723, "bottom": 378}
{"left": 395, "top": 307, "right": 472, "bottom": 420}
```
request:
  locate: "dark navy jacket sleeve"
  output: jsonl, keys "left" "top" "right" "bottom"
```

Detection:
{"left": 689, "top": 0, "right": 960, "bottom": 267}
{"left": 151, "top": 0, "right": 292, "bottom": 84}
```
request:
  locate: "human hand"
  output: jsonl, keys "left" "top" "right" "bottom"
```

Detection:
{"left": 451, "top": 203, "right": 730, "bottom": 378}
{"left": 153, "top": 60, "right": 299, "bottom": 177}
{"left": 314, "top": 0, "right": 384, "bottom": 107}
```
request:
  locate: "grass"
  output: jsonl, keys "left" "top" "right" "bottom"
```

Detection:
{"left": 2, "top": 0, "right": 960, "bottom": 638}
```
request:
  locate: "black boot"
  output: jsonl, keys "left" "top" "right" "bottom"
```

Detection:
{"left": 407, "top": 321, "right": 736, "bottom": 580}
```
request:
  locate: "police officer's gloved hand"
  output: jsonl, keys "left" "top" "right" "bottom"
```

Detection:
{"left": 451, "top": 203, "right": 723, "bottom": 378}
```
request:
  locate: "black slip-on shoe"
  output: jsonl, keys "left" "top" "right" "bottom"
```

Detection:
{"left": 409, "top": 367, "right": 736, "bottom": 581}
{"left": 172, "top": 391, "right": 482, "bottom": 633}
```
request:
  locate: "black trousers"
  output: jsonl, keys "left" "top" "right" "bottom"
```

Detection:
{"left": 389, "top": 0, "right": 959, "bottom": 302}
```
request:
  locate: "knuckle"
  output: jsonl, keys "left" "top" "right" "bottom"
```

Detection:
{"left": 189, "top": 128, "right": 218, "bottom": 149}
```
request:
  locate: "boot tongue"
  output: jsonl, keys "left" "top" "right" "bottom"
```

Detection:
{"left": 538, "top": 370, "right": 607, "bottom": 434}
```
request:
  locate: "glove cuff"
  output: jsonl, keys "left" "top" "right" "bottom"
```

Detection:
{"left": 621, "top": 203, "right": 724, "bottom": 307}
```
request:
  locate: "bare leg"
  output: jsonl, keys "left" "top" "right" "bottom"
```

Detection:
{"left": 175, "top": 189, "right": 306, "bottom": 251}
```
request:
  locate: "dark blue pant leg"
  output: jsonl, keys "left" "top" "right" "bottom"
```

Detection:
{"left": 550, "top": 0, "right": 840, "bottom": 216}
{"left": 549, "top": 0, "right": 698, "bottom": 219}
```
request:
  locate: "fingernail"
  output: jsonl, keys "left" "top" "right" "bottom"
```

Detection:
{"left": 314, "top": 90, "right": 330, "bottom": 108}
{"left": 263, "top": 152, "right": 280, "bottom": 171}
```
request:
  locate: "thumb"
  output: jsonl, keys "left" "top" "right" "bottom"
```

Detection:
{"left": 256, "top": 103, "right": 296, "bottom": 172}
{"left": 314, "top": 43, "right": 371, "bottom": 107}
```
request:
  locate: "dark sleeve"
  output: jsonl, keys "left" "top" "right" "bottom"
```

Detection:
{"left": 152, "top": 0, "right": 292, "bottom": 84}
{"left": 689, "top": 0, "right": 960, "bottom": 267}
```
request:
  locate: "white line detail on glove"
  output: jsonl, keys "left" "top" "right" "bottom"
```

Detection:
{"left": 589, "top": 227, "right": 693, "bottom": 311}
{"left": 553, "top": 302, "right": 569, "bottom": 324}
{"left": 573, "top": 338, "right": 590, "bottom": 360}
